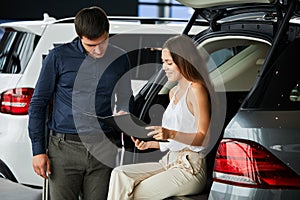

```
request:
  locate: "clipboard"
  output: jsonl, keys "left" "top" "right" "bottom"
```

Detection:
{"left": 98, "top": 113, "right": 167, "bottom": 142}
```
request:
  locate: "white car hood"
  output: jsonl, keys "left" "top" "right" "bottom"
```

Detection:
{"left": 177, "top": 0, "right": 275, "bottom": 8}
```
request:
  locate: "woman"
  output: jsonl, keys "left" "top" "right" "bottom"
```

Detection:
{"left": 107, "top": 35, "right": 212, "bottom": 199}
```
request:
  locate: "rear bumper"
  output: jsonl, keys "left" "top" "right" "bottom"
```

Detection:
{"left": 0, "top": 178, "right": 42, "bottom": 199}
{"left": 209, "top": 182, "right": 300, "bottom": 200}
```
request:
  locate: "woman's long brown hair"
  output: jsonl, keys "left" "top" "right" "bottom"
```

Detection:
{"left": 162, "top": 35, "right": 211, "bottom": 91}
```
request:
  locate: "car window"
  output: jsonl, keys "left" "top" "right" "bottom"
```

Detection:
{"left": 244, "top": 38, "right": 300, "bottom": 110}
{"left": 207, "top": 46, "right": 247, "bottom": 72}
{"left": 110, "top": 33, "right": 173, "bottom": 97}
{"left": 198, "top": 36, "right": 270, "bottom": 92}
{"left": 0, "top": 31, "right": 40, "bottom": 74}
{"left": 128, "top": 47, "right": 163, "bottom": 96}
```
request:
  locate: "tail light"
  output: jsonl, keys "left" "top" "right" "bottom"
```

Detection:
{"left": 0, "top": 88, "right": 34, "bottom": 115}
{"left": 213, "top": 139, "right": 300, "bottom": 189}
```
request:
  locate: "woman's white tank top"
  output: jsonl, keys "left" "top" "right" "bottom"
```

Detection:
{"left": 160, "top": 82, "right": 205, "bottom": 152}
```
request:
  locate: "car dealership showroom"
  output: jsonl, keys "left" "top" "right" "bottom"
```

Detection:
{"left": 0, "top": 0, "right": 300, "bottom": 199}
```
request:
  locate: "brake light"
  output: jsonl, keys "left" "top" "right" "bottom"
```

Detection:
{"left": 213, "top": 139, "right": 300, "bottom": 189}
{"left": 0, "top": 88, "right": 34, "bottom": 115}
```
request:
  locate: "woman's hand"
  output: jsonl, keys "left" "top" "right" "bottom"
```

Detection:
{"left": 131, "top": 137, "right": 152, "bottom": 150}
{"left": 146, "top": 126, "right": 176, "bottom": 140}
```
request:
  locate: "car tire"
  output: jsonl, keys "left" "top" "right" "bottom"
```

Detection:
{"left": 0, "top": 160, "right": 18, "bottom": 183}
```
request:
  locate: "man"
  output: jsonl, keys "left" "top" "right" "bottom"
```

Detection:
{"left": 28, "top": 6, "right": 133, "bottom": 199}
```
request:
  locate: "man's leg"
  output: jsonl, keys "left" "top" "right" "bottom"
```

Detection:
{"left": 82, "top": 152, "right": 113, "bottom": 200}
{"left": 48, "top": 136, "right": 86, "bottom": 200}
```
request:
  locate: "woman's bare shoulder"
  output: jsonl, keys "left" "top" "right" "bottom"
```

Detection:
{"left": 190, "top": 82, "right": 207, "bottom": 93}
{"left": 189, "top": 82, "right": 210, "bottom": 101}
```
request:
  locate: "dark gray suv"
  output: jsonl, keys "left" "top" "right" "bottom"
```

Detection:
{"left": 124, "top": 0, "right": 300, "bottom": 199}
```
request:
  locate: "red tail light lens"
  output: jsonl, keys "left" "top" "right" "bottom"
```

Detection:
{"left": 214, "top": 139, "right": 300, "bottom": 189}
{"left": 0, "top": 88, "right": 34, "bottom": 115}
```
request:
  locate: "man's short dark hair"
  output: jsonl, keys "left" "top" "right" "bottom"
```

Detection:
{"left": 74, "top": 6, "right": 109, "bottom": 39}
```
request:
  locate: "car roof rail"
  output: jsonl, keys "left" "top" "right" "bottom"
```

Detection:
{"left": 54, "top": 16, "right": 208, "bottom": 26}
{"left": 43, "top": 13, "right": 56, "bottom": 22}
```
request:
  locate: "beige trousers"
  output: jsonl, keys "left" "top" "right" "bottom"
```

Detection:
{"left": 107, "top": 149, "right": 207, "bottom": 200}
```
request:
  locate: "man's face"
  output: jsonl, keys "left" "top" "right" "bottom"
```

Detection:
{"left": 81, "top": 32, "right": 109, "bottom": 59}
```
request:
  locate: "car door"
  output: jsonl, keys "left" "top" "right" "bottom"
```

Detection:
{"left": 131, "top": 0, "right": 278, "bottom": 154}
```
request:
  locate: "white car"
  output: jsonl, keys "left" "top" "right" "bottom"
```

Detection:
{"left": 0, "top": 14, "right": 206, "bottom": 188}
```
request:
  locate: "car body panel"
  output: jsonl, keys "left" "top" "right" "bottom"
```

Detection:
{"left": 0, "top": 115, "right": 39, "bottom": 185}
{"left": 0, "top": 17, "right": 205, "bottom": 35}
{"left": 225, "top": 110, "right": 300, "bottom": 175}
{"left": 0, "top": 74, "right": 22, "bottom": 92}
{"left": 209, "top": 182, "right": 300, "bottom": 200}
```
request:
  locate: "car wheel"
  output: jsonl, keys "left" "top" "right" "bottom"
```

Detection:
{"left": 0, "top": 160, "right": 18, "bottom": 182}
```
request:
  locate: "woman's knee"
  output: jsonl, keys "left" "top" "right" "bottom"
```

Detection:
{"left": 111, "top": 166, "right": 123, "bottom": 178}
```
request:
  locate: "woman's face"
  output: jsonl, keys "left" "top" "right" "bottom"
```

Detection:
{"left": 161, "top": 48, "right": 182, "bottom": 82}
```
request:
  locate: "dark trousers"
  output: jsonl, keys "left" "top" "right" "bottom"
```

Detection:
{"left": 48, "top": 135, "right": 114, "bottom": 200}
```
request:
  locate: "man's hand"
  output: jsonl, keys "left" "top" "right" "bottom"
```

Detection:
{"left": 114, "top": 110, "right": 128, "bottom": 116}
{"left": 32, "top": 154, "right": 51, "bottom": 179}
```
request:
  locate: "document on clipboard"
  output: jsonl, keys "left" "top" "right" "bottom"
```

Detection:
{"left": 97, "top": 113, "right": 165, "bottom": 141}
